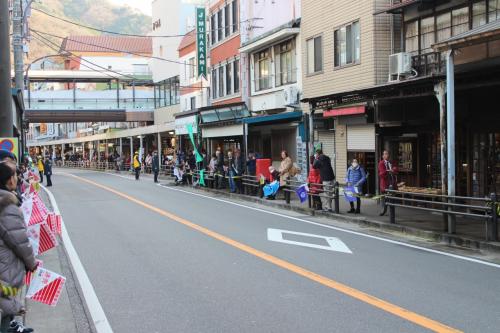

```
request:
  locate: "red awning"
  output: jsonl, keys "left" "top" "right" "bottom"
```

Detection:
{"left": 323, "top": 105, "right": 365, "bottom": 118}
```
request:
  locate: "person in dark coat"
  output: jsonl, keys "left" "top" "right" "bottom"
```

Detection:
{"left": 0, "top": 160, "right": 37, "bottom": 331}
{"left": 232, "top": 149, "right": 245, "bottom": 194}
{"left": 378, "top": 150, "right": 398, "bottom": 216}
{"left": 43, "top": 156, "right": 53, "bottom": 187}
{"left": 313, "top": 149, "right": 335, "bottom": 212}
{"left": 246, "top": 151, "right": 256, "bottom": 176}
{"left": 215, "top": 149, "right": 225, "bottom": 189}
{"left": 152, "top": 151, "right": 160, "bottom": 183}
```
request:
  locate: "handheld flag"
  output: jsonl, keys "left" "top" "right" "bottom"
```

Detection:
{"left": 47, "top": 213, "right": 62, "bottom": 235}
{"left": 295, "top": 184, "right": 309, "bottom": 203}
{"left": 343, "top": 186, "right": 358, "bottom": 203}
{"left": 27, "top": 222, "right": 58, "bottom": 256}
{"left": 25, "top": 260, "right": 43, "bottom": 286}
{"left": 26, "top": 267, "right": 66, "bottom": 307}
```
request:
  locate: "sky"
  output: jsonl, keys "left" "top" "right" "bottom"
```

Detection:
{"left": 108, "top": 0, "right": 152, "bottom": 16}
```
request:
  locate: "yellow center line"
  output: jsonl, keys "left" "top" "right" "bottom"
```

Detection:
{"left": 67, "top": 173, "right": 462, "bottom": 333}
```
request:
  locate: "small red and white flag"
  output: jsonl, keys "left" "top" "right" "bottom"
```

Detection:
{"left": 29, "top": 194, "right": 49, "bottom": 226}
{"left": 21, "top": 197, "right": 34, "bottom": 225}
{"left": 27, "top": 222, "right": 58, "bottom": 256}
{"left": 26, "top": 267, "right": 66, "bottom": 307}
{"left": 46, "top": 213, "right": 62, "bottom": 235}
{"left": 25, "top": 259, "right": 43, "bottom": 286}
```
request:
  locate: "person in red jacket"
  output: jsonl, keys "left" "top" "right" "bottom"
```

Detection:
{"left": 378, "top": 150, "right": 398, "bottom": 216}
{"left": 307, "top": 156, "right": 322, "bottom": 210}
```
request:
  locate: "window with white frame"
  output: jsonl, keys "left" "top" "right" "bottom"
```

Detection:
{"left": 334, "top": 21, "right": 360, "bottom": 67}
{"left": 274, "top": 39, "right": 296, "bottom": 86}
{"left": 188, "top": 57, "right": 196, "bottom": 79}
{"left": 210, "top": 59, "right": 240, "bottom": 100}
{"left": 210, "top": 0, "right": 239, "bottom": 45}
{"left": 254, "top": 49, "right": 271, "bottom": 91}
{"left": 306, "top": 36, "right": 323, "bottom": 74}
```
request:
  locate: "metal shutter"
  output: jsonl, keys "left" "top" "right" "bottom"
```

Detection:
{"left": 317, "top": 130, "right": 335, "bottom": 157}
{"left": 347, "top": 125, "right": 375, "bottom": 151}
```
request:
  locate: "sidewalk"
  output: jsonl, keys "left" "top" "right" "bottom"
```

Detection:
{"left": 23, "top": 190, "right": 93, "bottom": 333}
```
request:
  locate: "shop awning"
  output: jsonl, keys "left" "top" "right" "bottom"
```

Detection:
{"left": 242, "top": 111, "right": 303, "bottom": 125}
{"left": 199, "top": 102, "right": 250, "bottom": 124}
{"left": 323, "top": 105, "right": 365, "bottom": 117}
{"left": 432, "top": 19, "right": 500, "bottom": 52}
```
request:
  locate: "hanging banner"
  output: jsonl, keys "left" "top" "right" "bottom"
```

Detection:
{"left": 186, "top": 124, "right": 204, "bottom": 163}
{"left": 0, "top": 137, "right": 19, "bottom": 161}
{"left": 196, "top": 7, "right": 207, "bottom": 78}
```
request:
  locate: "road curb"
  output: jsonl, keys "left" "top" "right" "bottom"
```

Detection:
{"left": 175, "top": 184, "right": 500, "bottom": 254}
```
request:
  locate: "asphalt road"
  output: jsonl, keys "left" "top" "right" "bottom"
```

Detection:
{"left": 48, "top": 169, "right": 500, "bottom": 333}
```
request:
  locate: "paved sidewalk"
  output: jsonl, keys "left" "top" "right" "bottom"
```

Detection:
{"left": 24, "top": 191, "right": 93, "bottom": 333}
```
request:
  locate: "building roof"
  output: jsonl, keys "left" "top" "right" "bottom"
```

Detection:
{"left": 60, "top": 36, "right": 152, "bottom": 54}
{"left": 433, "top": 19, "right": 500, "bottom": 51}
{"left": 178, "top": 30, "right": 196, "bottom": 51}
{"left": 374, "top": 0, "right": 420, "bottom": 15}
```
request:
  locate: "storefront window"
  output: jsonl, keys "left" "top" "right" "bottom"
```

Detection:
{"left": 217, "top": 107, "right": 234, "bottom": 121}
{"left": 398, "top": 142, "right": 415, "bottom": 172}
{"left": 489, "top": 0, "right": 500, "bottom": 22}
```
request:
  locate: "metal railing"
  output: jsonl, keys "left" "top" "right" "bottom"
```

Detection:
{"left": 412, "top": 52, "right": 445, "bottom": 77}
{"left": 385, "top": 187, "right": 498, "bottom": 241}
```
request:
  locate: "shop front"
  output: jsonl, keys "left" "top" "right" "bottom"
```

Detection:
{"left": 174, "top": 110, "right": 199, "bottom": 153}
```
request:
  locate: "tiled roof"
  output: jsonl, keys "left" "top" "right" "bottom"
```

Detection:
{"left": 178, "top": 30, "right": 196, "bottom": 51}
{"left": 61, "top": 36, "right": 152, "bottom": 54}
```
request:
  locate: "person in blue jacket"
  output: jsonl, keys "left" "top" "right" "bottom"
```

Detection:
{"left": 346, "top": 159, "right": 366, "bottom": 214}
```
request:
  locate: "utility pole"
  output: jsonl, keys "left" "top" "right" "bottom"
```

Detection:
{"left": 0, "top": 0, "right": 13, "bottom": 137}
{"left": 13, "top": 0, "right": 24, "bottom": 91}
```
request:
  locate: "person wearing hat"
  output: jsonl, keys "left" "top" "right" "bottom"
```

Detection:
{"left": 133, "top": 151, "right": 141, "bottom": 180}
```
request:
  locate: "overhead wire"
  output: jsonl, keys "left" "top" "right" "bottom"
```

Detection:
{"left": 31, "top": 7, "right": 186, "bottom": 38}
{"left": 30, "top": 28, "right": 194, "bottom": 66}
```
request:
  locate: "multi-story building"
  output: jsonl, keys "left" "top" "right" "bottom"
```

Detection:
{"left": 301, "top": 0, "right": 395, "bottom": 193}
{"left": 239, "top": 0, "right": 306, "bottom": 172}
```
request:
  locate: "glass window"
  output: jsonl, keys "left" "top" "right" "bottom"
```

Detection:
{"left": 473, "top": 1, "right": 487, "bottom": 28}
{"left": 489, "top": 0, "right": 500, "bottom": 22}
{"left": 232, "top": 0, "right": 238, "bottom": 33}
{"left": 211, "top": 14, "right": 216, "bottom": 45}
{"left": 226, "top": 62, "right": 232, "bottom": 95}
{"left": 436, "top": 12, "right": 451, "bottom": 42}
{"left": 190, "top": 97, "right": 196, "bottom": 110}
{"left": 233, "top": 59, "right": 240, "bottom": 93}
{"left": 174, "top": 76, "right": 180, "bottom": 104}
{"left": 224, "top": 4, "right": 230, "bottom": 37}
{"left": 212, "top": 69, "right": 217, "bottom": 99}
{"left": 217, "top": 10, "right": 223, "bottom": 42}
{"left": 218, "top": 66, "right": 224, "bottom": 97}
{"left": 452, "top": 7, "right": 469, "bottom": 36}
{"left": 217, "top": 107, "right": 235, "bottom": 121}
{"left": 275, "top": 39, "right": 296, "bottom": 86}
{"left": 232, "top": 106, "right": 249, "bottom": 118}
{"left": 165, "top": 79, "right": 171, "bottom": 106}
{"left": 420, "top": 16, "right": 435, "bottom": 54}
{"left": 405, "top": 21, "right": 419, "bottom": 54}
{"left": 307, "top": 36, "right": 323, "bottom": 74}
{"left": 255, "top": 49, "right": 270, "bottom": 90}
{"left": 201, "top": 110, "right": 219, "bottom": 123}
{"left": 334, "top": 21, "right": 360, "bottom": 67}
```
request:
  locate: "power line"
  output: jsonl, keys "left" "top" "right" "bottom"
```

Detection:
{"left": 31, "top": 31, "right": 208, "bottom": 90}
{"left": 31, "top": 7, "right": 186, "bottom": 38}
{"left": 30, "top": 29, "right": 195, "bottom": 66}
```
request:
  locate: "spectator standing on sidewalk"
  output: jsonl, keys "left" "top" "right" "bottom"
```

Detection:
{"left": 227, "top": 151, "right": 236, "bottom": 193}
{"left": 133, "top": 151, "right": 141, "bottom": 180}
{"left": 233, "top": 149, "right": 244, "bottom": 194}
{"left": 0, "top": 159, "right": 37, "bottom": 333}
{"left": 215, "top": 149, "right": 225, "bottom": 189}
{"left": 346, "top": 159, "right": 366, "bottom": 214}
{"left": 378, "top": 150, "right": 398, "bottom": 216}
{"left": 152, "top": 151, "right": 160, "bottom": 183}
{"left": 36, "top": 157, "right": 44, "bottom": 183}
{"left": 313, "top": 149, "right": 335, "bottom": 212}
{"left": 44, "top": 156, "right": 53, "bottom": 187}
{"left": 246, "top": 151, "right": 256, "bottom": 176}
{"left": 308, "top": 156, "right": 322, "bottom": 210}
{"left": 145, "top": 153, "right": 153, "bottom": 174}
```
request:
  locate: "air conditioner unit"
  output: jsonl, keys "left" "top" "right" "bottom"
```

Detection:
{"left": 388, "top": 52, "right": 412, "bottom": 82}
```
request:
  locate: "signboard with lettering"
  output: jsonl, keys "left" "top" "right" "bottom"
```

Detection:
{"left": 196, "top": 7, "right": 207, "bottom": 78}
{"left": 0, "top": 137, "right": 19, "bottom": 161}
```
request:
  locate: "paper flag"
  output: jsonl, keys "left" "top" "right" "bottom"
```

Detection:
{"left": 27, "top": 222, "right": 58, "bottom": 256}
{"left": 21, "top": 197, "right": 34, "bottom": 226}
{"left": 25, "top": 260, "right": 43, "bottom": 286}
{"left": 29, "top": 194, "right": 49, "bottom": 226}
{"left": 26, "top": 267, "right": 66, "bottom": 307}
{"left": 47, "top": 213, "right": 62, "bottom": 235}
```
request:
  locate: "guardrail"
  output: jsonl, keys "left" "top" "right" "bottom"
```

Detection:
{"left": 385, "top": 186, "right": 498, "bottom": 241}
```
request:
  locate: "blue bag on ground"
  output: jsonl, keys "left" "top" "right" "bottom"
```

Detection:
{"left": 263, "top": 181, "right": 280, "bottom": 197}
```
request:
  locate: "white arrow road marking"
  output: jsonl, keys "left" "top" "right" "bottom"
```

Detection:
{"left": 267, "top": 228, "right": 352, "bottom": 254}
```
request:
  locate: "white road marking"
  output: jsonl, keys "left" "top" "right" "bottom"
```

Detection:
{"left": 267, "top": 228, "right": 352, "bottom": 254}
{"left": 41, "top": 185, "right": 114, "bottom": 333}
{"left": 59, "top": 170, "right": 500, "bottom": 269}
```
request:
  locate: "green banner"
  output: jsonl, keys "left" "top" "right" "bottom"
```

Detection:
{"left": 186, "top": 124, "right": 204, "bottom": 163}
{"left": 196, "top": 7, "right": 207, "bottom": 78}
{"left": 199, "top": 169, "right": 206, "bottom": 187}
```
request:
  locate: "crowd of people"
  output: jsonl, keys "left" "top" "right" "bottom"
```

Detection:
{"left": 0, "top": 150, "right": 45, "bottom": 332}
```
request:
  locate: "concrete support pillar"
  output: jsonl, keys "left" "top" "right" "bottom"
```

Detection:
{"left": 96, "top": 140, "right": 100, "bottom": 162}
{"left": 434, "top": 81, "right": 447, "bottom": 196}
{"left": 52, "top": 145, "right": 56, "bottom": 161}
{"left": 139, "top": 136, "right": 143, "bottom": 162}
{"left": 157, "top": 132, "right": 162, "bottom": 170}
{"left": 119, "top": 138, "right": 123, "bottom": 157}
{"left": 129, "top": 137, "right": 133, "bottom": 170}
{"left": 446, "top": 50, "right": 456, "bottom": 234}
